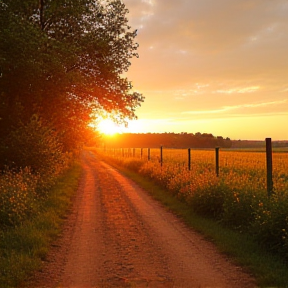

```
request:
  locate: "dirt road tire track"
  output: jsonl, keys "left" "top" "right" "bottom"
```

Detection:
{"left": 23, "top": 151, "right": 257, "bottom": 287}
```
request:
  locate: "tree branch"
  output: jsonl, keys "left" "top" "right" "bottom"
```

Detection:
{"left": 39, "top": 0, "right": 44, "bottom": 30}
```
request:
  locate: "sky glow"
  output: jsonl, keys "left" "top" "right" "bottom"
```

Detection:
{"left": 122, "top": 0, "right": 288, "bottom": 140}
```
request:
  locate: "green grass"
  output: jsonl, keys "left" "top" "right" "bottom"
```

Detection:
{"left": 0, "top": 162, "right": 81, "bottom": 288}
{"left": 100, "top": 155, "right": 288, "bottom": 288}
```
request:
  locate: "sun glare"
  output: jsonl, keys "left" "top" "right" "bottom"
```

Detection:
{"left": 97, "top": 119, "right": 121, "bottom": 135}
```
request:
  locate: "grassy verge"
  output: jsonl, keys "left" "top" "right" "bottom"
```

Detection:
{"left": 0, "top": 162, "right": 82, "bottom": 288}
{"left": 99, "top": 155, "right": 288, "bottom": 288}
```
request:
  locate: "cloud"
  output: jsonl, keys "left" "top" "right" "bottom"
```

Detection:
{"left": 127, "top": 0, "right": 288, "bottom": 51}
{"left": 125, "top": 0, "right": 288, "bottom": 89}
{"left": 182, "top": 99, "right": 288, "bottom": 117}
{"left": 123, "top": 0, "right": 288, "bottom": 139}
{"left": 214, "top": 86, "right": 260, "bottom": 94}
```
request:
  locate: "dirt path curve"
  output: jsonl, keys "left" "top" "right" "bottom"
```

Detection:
{"left": 24, "top": 150, "right": 257, "bottom": 288}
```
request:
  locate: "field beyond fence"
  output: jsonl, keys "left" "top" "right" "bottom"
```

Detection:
{"left": 103, "top": 143, "right": 287, "bottom": 193}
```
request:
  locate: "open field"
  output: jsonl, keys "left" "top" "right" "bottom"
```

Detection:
{"left": 103, "top": 147, "right": 288, "bottom": 196}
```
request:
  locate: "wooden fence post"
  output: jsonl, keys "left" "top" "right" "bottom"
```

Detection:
{"left": 266, "top": 138, "right": 273, "bottom": 197}
{"left": 188, "top": 148, "right": 191, "bottom": 170}
{"left": 141, "top": 148, "right": 143, "bottom": 159}
{"left": 148, "top": 148, "right": 150, "bottom": 161}
{"left": 160, "top": 146, "right": 163, "bottom": 166}
{"left": 215, "top": 147, "right": 220, "bottom": 177}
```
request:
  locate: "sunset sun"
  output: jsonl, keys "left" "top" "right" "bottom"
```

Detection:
{"left": 97, "top": 119, "right": 121, "bottom": 135}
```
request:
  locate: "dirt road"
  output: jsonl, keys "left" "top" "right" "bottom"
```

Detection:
{"left": 25, "top": 151, "right": 257, "bottom": 287}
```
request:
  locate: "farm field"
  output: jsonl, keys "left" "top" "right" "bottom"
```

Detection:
{"left": 102, "top": 147, "right": 288, "bottom": 197}
{"left": 98, "top": 147, "right": 288, "bottom": 260}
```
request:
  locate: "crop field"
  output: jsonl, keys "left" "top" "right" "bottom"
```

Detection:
{"left": 105, "top": 147, "right": 288, "bottom": 195}
{"left": 99, "top": 147, "right": 288, "bottom": 259}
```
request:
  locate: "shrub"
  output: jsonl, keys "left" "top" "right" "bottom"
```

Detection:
{"left": 252, "top": 194, "right": 288, "bottom": 258}
{"left": 0, "top": 167, "right": 39, "bottom": 227}
{"left": 221, "top": 189, "right": 261, "bottom": 230}
{"left": 3, "top": 115, "right": 71, "bottom": 189}
{"left": 187, "top": 178, "right": 226, "bottom": 219}
{"left": 122, "top": 158, "right": 144, "bottom": 172}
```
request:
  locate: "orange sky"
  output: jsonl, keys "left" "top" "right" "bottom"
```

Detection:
{"left": 121, "top": 0, "right": 288, "bottom": 140}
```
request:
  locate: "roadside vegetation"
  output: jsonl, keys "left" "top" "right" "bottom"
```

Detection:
{"left": 1, "top": 1, "right": 142, "bottom": 287}
{"left": 0, "top": 163, "right": 81, "bottom": 288}
{"left": 94, "top": 148, "right": 288, "bottom": 287}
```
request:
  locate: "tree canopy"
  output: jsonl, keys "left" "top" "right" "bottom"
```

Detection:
{"left": 0, "top": 0, "right": 143, "bottom": 166}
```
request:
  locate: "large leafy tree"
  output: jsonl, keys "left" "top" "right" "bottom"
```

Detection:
{"left": 0, "top": 0, "right": 143, "bottom": 153}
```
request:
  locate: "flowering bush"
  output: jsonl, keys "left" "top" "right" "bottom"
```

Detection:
{"left": 252, "top": 194, "right": 288, "bottom": 258}
{"left": 3, "top": 116, "right": 70, "bottom": 185}
{"left": 2, "top": 116, "right": 72, "bottom": 196}
{"left": 0, "top": 116, "right": 73, "bottom": 228}
{"left": 0, "top": 168, "right": 39, "bottom": 227}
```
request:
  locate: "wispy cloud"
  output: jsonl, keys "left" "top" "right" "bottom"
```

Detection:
{"left": 182, "top": 99, "right": 287, "bottom": 115}
{"left": 214, "top": 86, "right": 260, "bottom": 94}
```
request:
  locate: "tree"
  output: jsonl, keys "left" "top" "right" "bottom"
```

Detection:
{"left": 0, "top": 0, "right": 143, "bottom": 159}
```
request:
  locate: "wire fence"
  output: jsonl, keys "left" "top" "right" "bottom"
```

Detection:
{"left": 101, "top": 139, "right": 288, "bottom": 197}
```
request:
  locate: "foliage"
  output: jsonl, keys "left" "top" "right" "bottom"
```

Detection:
{"left": 0, "top": 116, "right": 73, "bottom": 228}
{"left": 2, "top": 116, "right": 71, "bottom": 184}
{"left": 0, "top": 163, "right": 81, "bottom": 288}
{"left": 0, "top": 168, "right": 39, "bottom": 227}
{"left": 186, "top": 178, "right": 226, "bottom": 219}
{"left": 99, "top": 148, "right": 288, "bottom": 260}
{"left": 252, "top": 194, "right": 288, "bottom": 258}
{"left": 0, "top": 0, "right": 143, "bottom": 158}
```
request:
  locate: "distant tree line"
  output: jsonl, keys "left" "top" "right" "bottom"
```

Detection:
{"left": 231, "top": 140, "right": 288, "bottom": 149}
{"left": 103, "top": 132, "right": 232, "bottom": 148}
